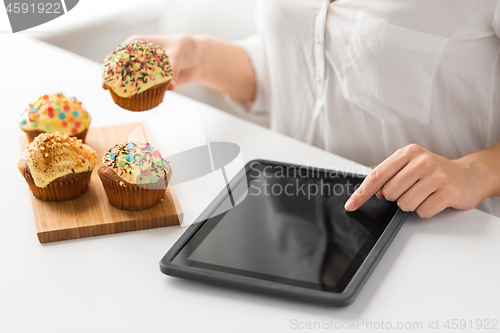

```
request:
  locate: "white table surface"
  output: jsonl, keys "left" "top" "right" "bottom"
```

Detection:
{"left": 1, "top": 36, "right": 499, "bottom": 333}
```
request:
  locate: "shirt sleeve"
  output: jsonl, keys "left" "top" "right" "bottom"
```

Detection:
{"left": 490, "top": 2, "right": 500, "bottom": 148}
{"left": 493, "top": 1, "right": 500, "bottom": 38}
{"left": 226, "top": 34, "right": 270, "bottom": 116}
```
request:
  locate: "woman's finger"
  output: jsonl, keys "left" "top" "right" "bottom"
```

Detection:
{"left": 345, "top": 145, "right": 416, "bottom": 211}
{"left": 396, "top": 178, "right": 436, "bottom": 212}
{"left": 122, "top": 35, "right": 159, "bottom": 45}
{"left": 415, "top": 191, "right": 449, "bottom": 218}
{"left": 379, "top": 160, "right": 423, "bottom": 202}
{"left": 167, "top": 80, "right": 176, "bottom": 90}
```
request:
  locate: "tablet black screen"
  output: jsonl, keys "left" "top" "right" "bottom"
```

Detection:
{"left": 172, "top": 161, "right": 399, "bottom": 293}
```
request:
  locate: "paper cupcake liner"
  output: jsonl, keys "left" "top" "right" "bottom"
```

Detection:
{"left": 23, "top": 128, "right": 89, "bottom": 143}
{"left": 21, "top": 169, "right": 92, "bottom": 201}
{"left": 98, "top": 170, "right": 168, "bottom": 211}
{"left": 107, "top": 80, "right": 170, "bottom": 112}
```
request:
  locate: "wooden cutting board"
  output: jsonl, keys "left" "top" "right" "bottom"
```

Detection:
{"left": 19, "top": 123, "right": 182, "bottom": 243}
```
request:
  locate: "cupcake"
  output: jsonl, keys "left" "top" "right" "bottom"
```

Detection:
{"left": 19, "top": 93, "right": 92, "bottom": 143}
{"left": 102, "top": 40, "right": 173, "bottom": 111}
{"left": 98, "top": 141, "right": 172, "bottom": 210}
{"left": 18, "top": 132, "right": 97, "bottom": 201}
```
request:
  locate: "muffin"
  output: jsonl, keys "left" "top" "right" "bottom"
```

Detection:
{"left": 102, "top": 40, "right": 174, "bottom": 111}
{"left": 19, "top": 93, "right": 91, "bottom": 143}
{"left": 18, "top": 132, "right": 97, "bottom": 201}
{"left": 98, "top": 141, "right": 172, "bottom": 210}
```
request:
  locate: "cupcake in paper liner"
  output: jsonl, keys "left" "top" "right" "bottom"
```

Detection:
{"left": 19, "top": 93, "right": 91, "bottom": 143}
{"left": 102, "top": 40, "right": 173, "bottom": 111}
{"left": 18, "top": 132, "right": 97, "bottom": 201}
{"left": 98, "top": 141, "right": 172, "bottom": 211}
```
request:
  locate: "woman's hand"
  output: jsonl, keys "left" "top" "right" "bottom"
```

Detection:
{"left": 344, "top": 144, "right": 497, "bottom": 218}
{"left": 104, "top": 34, "right": 256, "bottom": 103}
{"left": 120, "top": 34, "right": 200, "bottom": 91}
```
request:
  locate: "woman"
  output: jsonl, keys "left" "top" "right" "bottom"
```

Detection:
{"left": 122, "top": 0, "right": 500, "bottom": 218}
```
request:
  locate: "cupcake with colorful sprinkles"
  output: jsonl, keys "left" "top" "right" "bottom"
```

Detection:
{"left": 102, "top": 40, "right": 173, "bottom": 111}
{"left": 19, "top": 93, "right": 91, "bottom": 143}
{"left": 18, "top": 132, "right": 97, "bottom": 201}
{"left": 98, "top": 141, "right": 172, "bottom": 210}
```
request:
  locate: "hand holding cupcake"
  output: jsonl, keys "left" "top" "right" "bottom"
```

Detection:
{"left": 102, "top": 40, "right": 174, "bottom": 111}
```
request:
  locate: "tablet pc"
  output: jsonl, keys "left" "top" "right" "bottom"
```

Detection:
{"left": 160, "top": 159, "right": 409, "bottom": 306}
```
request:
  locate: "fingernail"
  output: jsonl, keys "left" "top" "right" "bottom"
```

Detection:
{"left": 345, "top": 198, "right": 355, "bottom": 211}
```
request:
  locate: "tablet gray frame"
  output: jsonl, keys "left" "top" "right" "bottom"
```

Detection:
{"left": 160, "top": 159, "right": 409, "bottom": 306}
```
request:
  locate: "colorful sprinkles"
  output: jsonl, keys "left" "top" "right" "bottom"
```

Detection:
{"left": 102, "top": 141, "right": 171, "bottom": 184}
{"left": 18, "top": 93, "right": 91, "bottom": 136}
{"left": 102, "top": 40, "right": 173, "bottom": 99}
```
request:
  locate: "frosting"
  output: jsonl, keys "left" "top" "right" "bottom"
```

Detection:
{"left": 21, "top": 132, "right": 97, "bottom": 188}
{"left": 102, "top": 141, "right": 171, "bottom": 184}
{"left": 19, "top": 93, "right": 91, "bottom": 135}
{"left": 102, "top": 40, "right": 173, "bottom": 99}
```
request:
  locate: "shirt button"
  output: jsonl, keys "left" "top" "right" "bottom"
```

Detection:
{"left": 316, "top": 38, "right": 321, "bottom": 44}
{"left": 315, "top": 77, "right": 321, "bottom": 82}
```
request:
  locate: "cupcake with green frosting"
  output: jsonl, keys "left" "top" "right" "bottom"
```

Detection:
{"left": 97, "top": 141, "right": 172, "bottom": 210}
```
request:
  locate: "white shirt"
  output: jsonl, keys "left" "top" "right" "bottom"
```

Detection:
{"left": 237, "top": 0, "right": 500, "bottom": 217}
